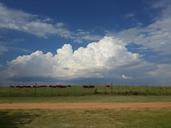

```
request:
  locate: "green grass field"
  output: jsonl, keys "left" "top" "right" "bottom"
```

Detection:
{"left": 0, "top": 109, "right": 171, "bottom": 128}
{"left": 0, "top": 95, "right": 171, "bottom": 103}
{"left": 1, "top": 86, "right": 171, "bottom": 128}
{"left": 1, "top": 86, "right": 171, "bottom": 103}
{"left": 1, "top": 86, "right": 171, "bottom": 97}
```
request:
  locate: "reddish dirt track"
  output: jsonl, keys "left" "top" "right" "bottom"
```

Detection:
{"left": 0, "top": 102, "right": 171, "bottom": 110}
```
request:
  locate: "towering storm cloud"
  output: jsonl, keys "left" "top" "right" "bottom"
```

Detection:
{"left": 0, "top": 0, "right": 171, "bottom": 84}
{"left": 5, "top": 36, "right": 139, "bottom": 79}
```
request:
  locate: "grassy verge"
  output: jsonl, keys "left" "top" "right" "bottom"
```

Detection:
{"left": 0, "top": 95, "right": 171, "bottom": 103}
{"left": 0, "top": 109, "right": 171, "bottom": 128}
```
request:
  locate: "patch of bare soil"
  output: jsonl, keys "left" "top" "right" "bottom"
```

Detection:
{"left": 0, "top": 102, "right": 171, "bottom": 110}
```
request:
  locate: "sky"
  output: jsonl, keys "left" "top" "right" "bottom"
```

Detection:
{"left": 0, "top": 0, "right": 171, "bottom": 85}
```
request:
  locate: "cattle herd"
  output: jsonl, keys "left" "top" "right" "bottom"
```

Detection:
{"left": 9, "top": 85, "right": 71, "bottom": 88}
{"left": 9, "top": 85, "right": 112, "bottom": 88}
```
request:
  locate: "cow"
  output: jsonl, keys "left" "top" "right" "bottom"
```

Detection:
{"left": 82, "top": 85, "right": 95, "bottom": 88}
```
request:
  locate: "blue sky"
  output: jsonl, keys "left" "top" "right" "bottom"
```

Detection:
{"left": 0, "top": 0, "right": 171, "bottom": 85}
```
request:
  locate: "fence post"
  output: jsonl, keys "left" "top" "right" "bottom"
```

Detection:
{"left": 34, "top": 83, "right": 37, "bottom": 97}
{"left": 110, "top": 83, "right": 113, "bottom": 95}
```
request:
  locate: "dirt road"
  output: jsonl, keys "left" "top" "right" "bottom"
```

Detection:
{"left": 0, "top": 102, "right": 171, "bottom": 110}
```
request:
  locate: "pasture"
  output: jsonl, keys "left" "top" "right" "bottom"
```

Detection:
{"left": 1, "top": 86, "right": 171, "bottom": 103}
{"left": 1, "top": 85, "right": 171, "bottom": 97}
{"left": 0, "top": 85, "right": 171, "bottom": 128}
{"left": 0, "top": 109, "right": 171, "bottom": 128}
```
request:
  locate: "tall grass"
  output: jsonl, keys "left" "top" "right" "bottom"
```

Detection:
{"left": 0, "top": 86, "right": 171, "bottom": 97}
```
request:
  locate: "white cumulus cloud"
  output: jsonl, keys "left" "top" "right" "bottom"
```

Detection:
{"left": 121, "top": 74, "right": 132, "bottom": 79}
{"left": 4, "top": 36, "right": 140, "bottom": 80}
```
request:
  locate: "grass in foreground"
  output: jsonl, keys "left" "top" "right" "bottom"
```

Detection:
{"left": 0, "top": 95, "right": 171, "bottom": 103}
{"left": 0, "top": 109, "right": 171, "bottom": 128}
